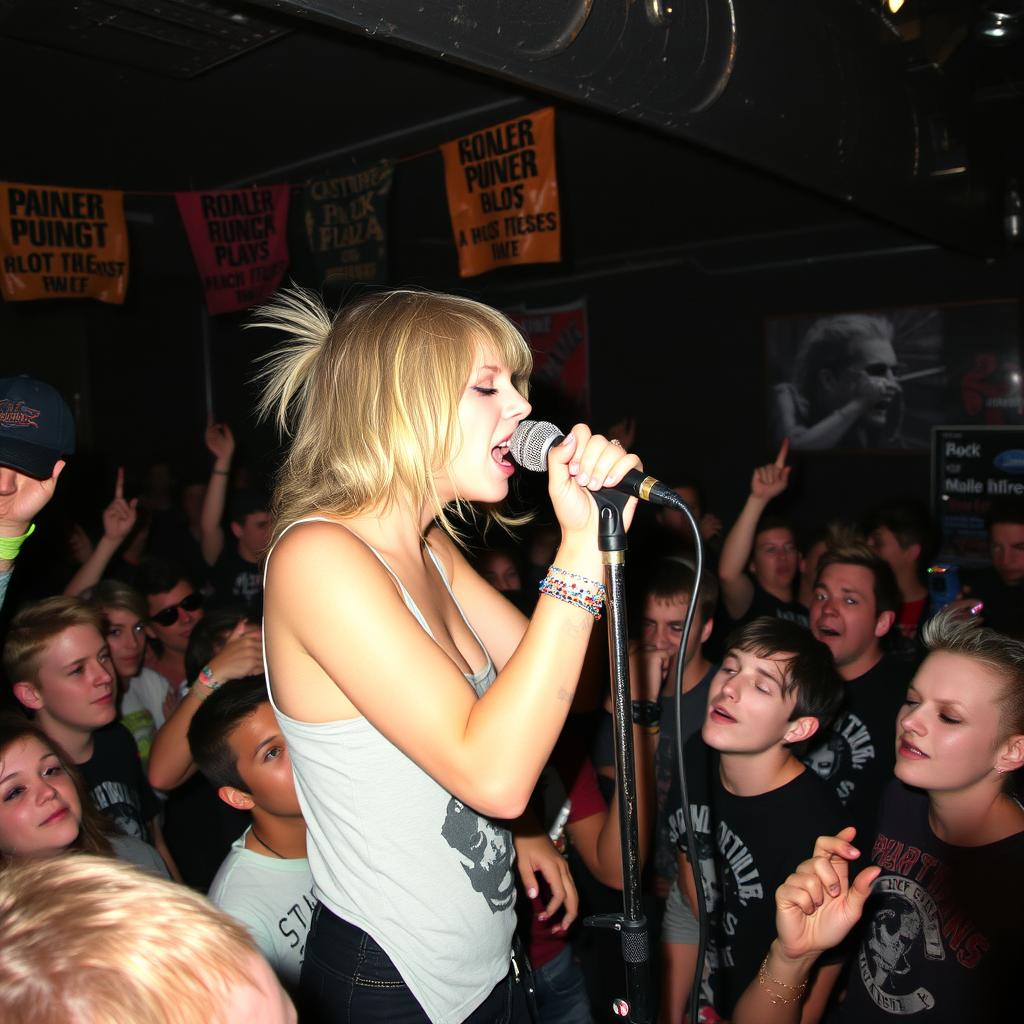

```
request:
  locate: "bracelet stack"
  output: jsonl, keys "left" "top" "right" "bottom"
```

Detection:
{"left": 538, "top": 564, "right": 606, "bottom": 619}
{"left": 757, "top": 955, "right": 808, "bottom": 1007}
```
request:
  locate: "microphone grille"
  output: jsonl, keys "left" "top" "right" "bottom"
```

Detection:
{"left": 509, "top": 420, "right": 562, "bottom": 472}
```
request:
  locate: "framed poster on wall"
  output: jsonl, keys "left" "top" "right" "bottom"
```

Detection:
{"left": 766, "top": 301, "right": 1022, "bottom": 453}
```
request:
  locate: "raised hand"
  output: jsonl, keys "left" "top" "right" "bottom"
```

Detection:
{"left": 0, "top": 461, "right": 65, "bottom": 536}
{"left": 750, "top": 438, "right": 792, "bottom": 503}
{"left": 775, "top": 827, "right": 880, "bottom": 961}
{"left": 630, "top": 643, "right": 675, "bottom": 703}
{"left": 101, "top": 467, "right": 138, "bottom": 544}
{"left": 204, "top": 421, "right": 235, "bottom": 463}
{"left": 207, "top": 620, "right": 264, "bottom": 683}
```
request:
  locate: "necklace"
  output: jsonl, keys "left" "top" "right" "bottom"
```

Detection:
{"left": 250, "top": 827, "right": 285, "bottom": 859}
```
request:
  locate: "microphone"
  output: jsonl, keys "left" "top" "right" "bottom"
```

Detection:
{"left": 508, "top": 420, "right": 683, "bottom": 509}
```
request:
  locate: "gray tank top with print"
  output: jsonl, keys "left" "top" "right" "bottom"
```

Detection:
{"left": 263, "top": 518, "right": 515, "bottom": 1024}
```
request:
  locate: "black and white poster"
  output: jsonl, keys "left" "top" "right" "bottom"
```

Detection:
{"left": 766, "top": 302, "right": 1022, "bottom": 452}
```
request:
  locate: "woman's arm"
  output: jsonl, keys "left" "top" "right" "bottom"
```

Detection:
{"left": 731, "top": 828, "right": 878, "bottom": 1024}
{"left": 266, "top": 427, "right": 640, "bottom": 819}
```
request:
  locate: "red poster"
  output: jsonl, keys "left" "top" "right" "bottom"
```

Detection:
{"left": 176, "top": 186, "right": 290, "bottom": 315}
{"left": 505, "top": 299, "right": 589, "bottom": 415}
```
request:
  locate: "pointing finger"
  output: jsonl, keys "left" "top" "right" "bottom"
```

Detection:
{"left": 114, "top": 466, "right": 124, "bottom": 500}
{"left": 775, "top": 437, "right": 790, "bottom": 468}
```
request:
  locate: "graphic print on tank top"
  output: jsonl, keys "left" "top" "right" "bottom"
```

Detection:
{"left": 441, "top": 797, "right": 515, "bottom": 913}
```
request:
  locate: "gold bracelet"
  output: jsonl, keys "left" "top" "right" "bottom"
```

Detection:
{"left": 758, "top": 954, "right": 807, "bottom": 1006}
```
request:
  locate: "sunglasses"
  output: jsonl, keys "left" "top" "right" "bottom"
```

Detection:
{"left": 150, "top": 592, "right": 203, "bottom": 627}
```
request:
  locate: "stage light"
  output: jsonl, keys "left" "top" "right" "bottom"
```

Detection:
{"left": 886, "top": 0, "right": 905, "bottom": 15}
{"left": 978, "top": 3, "right": 1024, "bottom": 42}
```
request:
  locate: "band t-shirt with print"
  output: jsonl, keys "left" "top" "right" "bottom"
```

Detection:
{"left": 667, "top": 735, "right": 843, "bottom": 1020}
{"left": 834, "top": 779, "right": 1022, "bottom": 1022}
{"left": 802, "top": 653, "right": 915, "bottom": 844}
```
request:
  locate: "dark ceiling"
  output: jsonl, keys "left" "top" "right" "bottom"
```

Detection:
{"left": 3, "top": 0, "right": 1023, "bottom": 285}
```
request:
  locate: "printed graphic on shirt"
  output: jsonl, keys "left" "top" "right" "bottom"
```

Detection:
{"left": 90, "top": 780, "right": 145, "bottom": 838}
{"left": 441, "top": 797, "right": 515, "bottom": 912}
{"left": 278, "top": 887, "right": 318, "bottom": 967}
{"left": 856, "top": 830, "right": 994, "bottom": 1016}
{"left": 804, "top": 710, "right": 876, "bottom": 804}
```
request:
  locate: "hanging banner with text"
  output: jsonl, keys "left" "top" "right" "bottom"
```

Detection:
{"left": 176, "top": 186, "right": 290, "bottom": 315}
{"left": 506, "top": 298, "right": 589, "bottom": 416}
{"left": 0, "top": 181, "right": 129, "bottom": 304}
{"left": 441, "top": 107, "right": 561, "bottom": 278}
{"left": 303, "top": 160, "right": 393, "bottom": 285}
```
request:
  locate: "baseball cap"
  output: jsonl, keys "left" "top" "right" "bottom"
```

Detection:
{"left": 0, "top": 375, "right": 76, "bottom": 478}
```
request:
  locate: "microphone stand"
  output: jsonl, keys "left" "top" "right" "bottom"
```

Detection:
{"left": 583, "top": 489, "right": 651, "bottom": 1024}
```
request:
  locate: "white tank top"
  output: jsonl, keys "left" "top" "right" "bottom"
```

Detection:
{"left": 263, "top": 518, "right": 515, "bottom": 1023}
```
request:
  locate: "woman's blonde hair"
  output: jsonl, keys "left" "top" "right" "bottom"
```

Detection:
{"left": 253, "top": 286, "right": 533, "bottom": 543}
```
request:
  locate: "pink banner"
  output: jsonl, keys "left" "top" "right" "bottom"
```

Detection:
{"left": 176, "top": 186, "right": 290, "bottom": 315}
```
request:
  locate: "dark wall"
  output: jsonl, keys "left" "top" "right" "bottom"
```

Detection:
{"left": 4, "top": 196, "right": 1022, "bottom": 545}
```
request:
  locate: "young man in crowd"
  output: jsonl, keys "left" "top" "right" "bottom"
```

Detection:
{"left": 0, "top": 855, "right": 297, "bottom": 1024}
{"left": 665, "top": 617, "right": 844, "bottom": 1023}
{"left": 718, "top": 440, "right": 807, "bottom": 628}
{"left": 962, "top": 497, "right": 1024, "bottom": 639}
{"left": 864, "top": 500, "right": 935, "bottom": 643}
{"left": 3, "top": 596, "right": 178, "bottom": 878}
{"left": 136, "top": 558, "right": 205, "bottom": 694}
{"left": 200, "top": 421, "right": 271, "bottom": 614}
{"left": 189, "top": 679, "right": 314, "bottom": 988}
{"left": 802, "top": 539, "right": 914, "bottom": 844}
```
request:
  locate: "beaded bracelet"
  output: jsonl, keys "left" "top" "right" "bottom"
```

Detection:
{"left": 538, "top": 564, "right": 606, "bottom": 619}
{"left": 0, "top": 523, "right": 35, "bottom": 561}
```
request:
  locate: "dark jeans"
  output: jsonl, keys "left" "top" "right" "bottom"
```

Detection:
{"left": 301, "top": 902, "right": 533, "bottom": 1024}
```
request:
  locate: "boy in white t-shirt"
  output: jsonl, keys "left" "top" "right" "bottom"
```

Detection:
{"left": 85, "top": 580, "right": 174, "bottom": 767}
{"left": 188, "top": 678, "right": 313, "bottom": 987}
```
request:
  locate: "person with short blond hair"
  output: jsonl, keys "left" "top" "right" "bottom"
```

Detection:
{"left": 0, "top": 854, "right": 296, "bottom": 1024}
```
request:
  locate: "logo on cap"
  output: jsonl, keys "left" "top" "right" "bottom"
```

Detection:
{"left": 0, "top": 400, "right": 40, "bottom": 430}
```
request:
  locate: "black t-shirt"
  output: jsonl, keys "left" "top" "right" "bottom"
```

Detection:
{"left": 834, "top": 780, "right": 1023, "bottom": 1022}
{"left": 209, "top": 546, "right": 262, "bottom": 616}
{"left": 962, "top": 567, "right": 1024, "bottom": 640}
{"left": 653, "top": 665, "right": 716, "bottom": 885}
{"left": 709, "top": 584, "right": 808, "bottom": 661}
{"left": 78, "top": 722, "right": 160, "bottom": 843}
{"left": 667, "top": 735, "right": 844, "bottom": 1018}
{"left": 802, "top": 653, "right": 915, "bottom": 845}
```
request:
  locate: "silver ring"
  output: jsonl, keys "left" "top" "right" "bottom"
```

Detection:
{"left": 610, "top": 439, "right": 622, "bottom": 447}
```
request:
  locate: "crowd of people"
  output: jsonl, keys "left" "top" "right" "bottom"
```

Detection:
{"left": 0, "top": 286, "right": 1021, "bottom": 1024}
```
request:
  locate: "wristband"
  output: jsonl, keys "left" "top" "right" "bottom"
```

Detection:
{"left": 196, "top": 664, "right": 221, "bottom": 695}
{"left": 0, "top": 523, "right": 35, "bottom": 561}
{"left": 631, "top": 699, "right": 661, "bottom": 727}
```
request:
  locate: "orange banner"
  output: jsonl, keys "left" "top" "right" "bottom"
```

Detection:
{"left": 441, "top": 107, "right": 561, "bottom": 278}
{"left": 0, "top": 182, "right": 129, "bottom": 304}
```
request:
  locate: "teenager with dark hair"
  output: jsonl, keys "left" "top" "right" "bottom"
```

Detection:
{"left": 719, "top": 441, "right": 807, "bottom": 630}
{"left": 864, "top": 500, "right": 936, "bottom": 643}
{"left": 190, "top": 680, "right": 314, "bottom": 986}
{"left": 135, "top": 558, "right": 206, "bottom": 693}
{"left": 664, "top": 617, "right": 844, "bottom": 1022}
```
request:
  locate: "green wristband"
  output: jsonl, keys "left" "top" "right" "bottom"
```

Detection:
{"left": 0, "top": 523, "right": 35, "bottom": 560}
